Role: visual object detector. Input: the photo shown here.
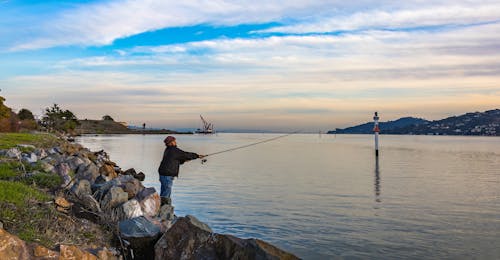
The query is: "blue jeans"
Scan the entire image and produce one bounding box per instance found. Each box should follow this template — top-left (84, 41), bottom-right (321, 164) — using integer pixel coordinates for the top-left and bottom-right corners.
top-left (159, 175), bottom-right (174, 198)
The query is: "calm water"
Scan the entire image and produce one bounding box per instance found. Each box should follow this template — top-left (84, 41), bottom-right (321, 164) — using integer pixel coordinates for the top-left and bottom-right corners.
top-left (76, 134), bottom-right (500, 259)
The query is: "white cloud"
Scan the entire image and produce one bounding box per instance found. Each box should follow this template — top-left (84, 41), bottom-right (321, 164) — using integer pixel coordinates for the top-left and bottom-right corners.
top-left (7, 0), bottom-right (500, 50)
top-left (259, 4), bottom-right (500, 33)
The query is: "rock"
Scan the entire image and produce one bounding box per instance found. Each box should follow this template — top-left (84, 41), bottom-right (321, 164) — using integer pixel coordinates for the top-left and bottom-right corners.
top-left (21, 152), bottom-right (38, 164)
top-left (0, 221), bottom-right (3, 229)
top-left (6, 148), bottom-right (21, 159)
top-left (198, 235), bottom-right (300, 260)
top-left (99, 164), bottom-right (117, 181)
top-left (80, 194), bottom-right (102, 213)
top-left (121, 168), bottom-right (145, 181)
top-left (100, 187), bottom-right (128, 211)
top-left (59, 245), bottom-right (97, 260)
top-left (76, 163), bottom-right (100, 184)
top-left (122, 168), bottom-right (136, 176)
top-left (120, 199), bottom-right (144, 219)
top-left (66, 156), bottom-right (86, 171)
top-left (119, 216), bottom-right (161, 260)
top-left (154, 216), bottom-right (299, 260)
top-left (71, 179), bottom-right (92, 200)
top-left (40, 161), bottom-right (56, 174)
top-left (17, 144), bottom-right (36, 150)
top-left (47, 147), bottom-right (62, 155)
top-left (95, 247), bottom-right (120, 260)
top-left (91, 175), bottom-right (107, 192)
top-left (55, 196), bottom-right (73, 213)
top-left (33, 245), bottom-right (59, 259)
top-left (159, 204), bottom-right (175, 221)
top-left (41, 153), bottom-right (63, 165)
top-left (154, 215), bottom-right (212, 260)
top-left (0, 228), bottom-right (30, 259)
top-left (34, 148), bottom-right (48, 160)
top-left (120, 177), bottom-right (144, 199)
top-left (55, 163), bottom-right (72, 188)
top-left (134, 172), bottom-right (146, 182)
top-left (93, 175), bottom-right (134, 201)
top-left (109, 199), bottom-right (143, 222)
top-left (137, 188), bottom-right (161, 218)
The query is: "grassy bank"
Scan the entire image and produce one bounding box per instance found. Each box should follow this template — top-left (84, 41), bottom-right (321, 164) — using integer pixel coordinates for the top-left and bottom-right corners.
top-left (0, 132), bottom-right (113, 248)
top-left (0, 132), bottom-right (61, 149)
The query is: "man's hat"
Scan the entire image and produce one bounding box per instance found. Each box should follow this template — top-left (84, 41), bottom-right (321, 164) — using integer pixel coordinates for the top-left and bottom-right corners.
top-left (164, 136), bottom-right (176, 144)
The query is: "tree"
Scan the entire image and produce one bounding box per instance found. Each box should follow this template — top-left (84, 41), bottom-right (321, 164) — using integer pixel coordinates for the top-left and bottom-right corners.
top-left (42, 104), bottom-right (79, 133)
top-left (102, 115), bottom-right (114, 121)
top-left (18, 108), bottom-right (35, 120)
top-left (0, 96), bottom-right (16, 132)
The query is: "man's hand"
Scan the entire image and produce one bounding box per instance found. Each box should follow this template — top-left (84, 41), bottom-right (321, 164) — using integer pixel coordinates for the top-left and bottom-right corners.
top-left (198, 154), bottom-right (206, 159)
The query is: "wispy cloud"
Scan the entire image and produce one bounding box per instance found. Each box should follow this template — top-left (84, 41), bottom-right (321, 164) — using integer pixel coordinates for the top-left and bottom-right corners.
top-left (258, 4), bottom-right (500, 34)
top-left (6, 1), bottom-right (499, 51)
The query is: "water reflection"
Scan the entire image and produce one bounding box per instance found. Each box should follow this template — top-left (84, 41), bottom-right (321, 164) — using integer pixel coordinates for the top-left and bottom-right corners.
top-left (374, 157), bottom-right (381, 203)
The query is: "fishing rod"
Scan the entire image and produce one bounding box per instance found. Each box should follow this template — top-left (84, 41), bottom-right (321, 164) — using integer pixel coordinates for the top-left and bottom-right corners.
top-left (201, 130), bottom-right (301, 163)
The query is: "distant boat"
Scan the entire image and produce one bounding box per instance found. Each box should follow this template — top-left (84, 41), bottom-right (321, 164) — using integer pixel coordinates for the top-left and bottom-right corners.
top-left (195, 115), bottom-right (215, 134)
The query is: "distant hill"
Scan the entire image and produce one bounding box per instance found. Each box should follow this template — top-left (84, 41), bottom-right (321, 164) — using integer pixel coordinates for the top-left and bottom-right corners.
top-left (76, 119), bottom-right (129, 134)
top-left (328, 117), bottom-right (429, 134)
top-left (328, 109), bottom-right (500, 136)
top-left (386, 109), bottom-right (500, 136)
top-left (76, 120), bottom-right (191, 134)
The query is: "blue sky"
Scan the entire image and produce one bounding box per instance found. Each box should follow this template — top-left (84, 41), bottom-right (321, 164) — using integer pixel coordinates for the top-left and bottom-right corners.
top-left (1, 0), bottom-right (499, 131)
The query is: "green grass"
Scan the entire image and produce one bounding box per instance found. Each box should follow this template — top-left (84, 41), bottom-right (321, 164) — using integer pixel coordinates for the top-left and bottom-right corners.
top-left (0, 180), bottom-right (50, 206)
top-left (0, 162), bottom-right (21, 179)
top-left (22, 173), bottom-right (62, 190)
top-left (0, 133), bottom-right (60, 149)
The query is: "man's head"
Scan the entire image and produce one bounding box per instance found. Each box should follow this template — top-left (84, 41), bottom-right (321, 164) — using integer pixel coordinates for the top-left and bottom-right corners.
top-left (164, 136), bottom-right (176, 146)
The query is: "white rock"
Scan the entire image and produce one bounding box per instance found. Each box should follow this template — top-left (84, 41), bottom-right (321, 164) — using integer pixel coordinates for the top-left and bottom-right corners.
top-left (21, 153), bottom-right (37, 164)
top-left (6, 148), bottom-right (21, 159)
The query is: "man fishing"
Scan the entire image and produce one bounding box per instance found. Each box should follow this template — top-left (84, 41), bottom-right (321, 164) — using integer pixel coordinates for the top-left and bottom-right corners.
top-left (158, 136), bottom-right (205, 205)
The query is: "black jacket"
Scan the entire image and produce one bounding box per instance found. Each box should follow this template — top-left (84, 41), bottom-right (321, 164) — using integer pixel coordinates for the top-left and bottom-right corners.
top-left (158, 146), bottom-right (199, 177)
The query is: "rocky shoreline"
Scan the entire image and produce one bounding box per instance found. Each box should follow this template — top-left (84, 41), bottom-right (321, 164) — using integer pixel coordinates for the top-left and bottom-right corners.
top-left (0, 135), bottom-right (299, 259)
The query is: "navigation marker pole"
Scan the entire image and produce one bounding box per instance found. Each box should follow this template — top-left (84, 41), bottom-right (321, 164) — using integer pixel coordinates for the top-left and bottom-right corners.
top-left (373, 112), bottom-right (380, 157)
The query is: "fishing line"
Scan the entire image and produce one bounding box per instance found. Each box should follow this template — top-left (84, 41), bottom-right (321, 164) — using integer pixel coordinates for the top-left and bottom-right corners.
top-left (201, 130), bottom-right (301, 163)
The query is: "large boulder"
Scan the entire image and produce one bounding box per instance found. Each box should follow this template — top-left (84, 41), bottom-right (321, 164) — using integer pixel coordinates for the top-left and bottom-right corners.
top-left (154, 215), bottom-right (213, 260)
top-left (119, 216), bottom-right (161, 260)
top-left (100, 187), bottom-right (128, 211)
top-left (137, 188), bottom-right (161, 218)
top-left (59, 245), bottom-right (97, 260)
top-left (76, 163), bottom-right (100, 184)
top-left (154, 216), bottom-right (299, 260)
top-left (197, 235), bottom-right (300, 260)
top-left (0, 228), bottom-right (30, 259)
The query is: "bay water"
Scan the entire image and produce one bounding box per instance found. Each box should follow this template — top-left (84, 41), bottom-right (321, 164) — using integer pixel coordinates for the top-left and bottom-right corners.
top-left (76, 134), bottom-right (500, 259)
